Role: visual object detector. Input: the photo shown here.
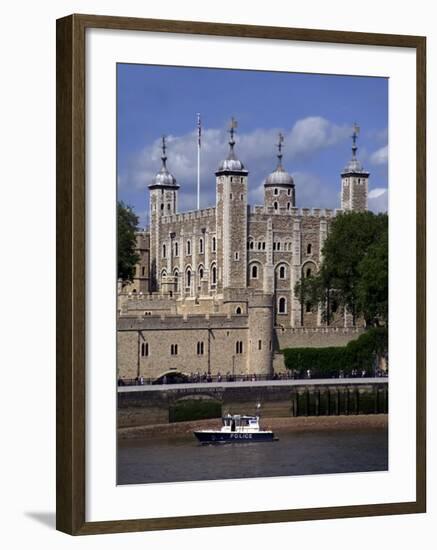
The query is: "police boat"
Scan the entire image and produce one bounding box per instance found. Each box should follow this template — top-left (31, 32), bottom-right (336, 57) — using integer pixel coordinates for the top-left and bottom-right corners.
top-left (193, 407), bottom-right (278, 444)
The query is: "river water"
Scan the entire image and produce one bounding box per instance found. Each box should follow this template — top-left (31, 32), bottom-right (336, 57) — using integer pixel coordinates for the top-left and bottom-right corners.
top-left (117, 427), bottom-right (388, 485)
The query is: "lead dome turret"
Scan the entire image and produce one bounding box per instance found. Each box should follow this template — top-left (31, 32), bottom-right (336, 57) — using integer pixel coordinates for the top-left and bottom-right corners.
top-left (149, 136), bottom-right (179, 190)
top-left (264, 132), bottom-right (294, 189)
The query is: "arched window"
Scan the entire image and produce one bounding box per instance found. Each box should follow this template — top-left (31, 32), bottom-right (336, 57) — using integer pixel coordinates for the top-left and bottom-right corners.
top-left (249, 240), bottom-right (254, 250)
top-left (287, 188), bottom-right (291, 196)
top-left (274, 188), bottom-right (279, 195)
top-left (251, 264), bottom-right (258, 279)
top-left (162, 244), bottom-right (166, 258)
top-left (235, 306), bottom-right (242, 315)
top-left (279, 265), bottom-right (286, 279)
top-left (307, 243), bottom-right (312, 255)
top-left (186, 269), bottom-right (191, 288)
top-left (160, 203), bottom-right (164, 211)
top-left (199, 266), bottom-right (204, 280)
top-left (212, 237), bottom-right (216, 252)
top-left (211, 264), bottom-right (217, 285)
top-left (274, 202), bottom-right (278, 210)
top-left (278, 297), bottom-right (287, 314)
top-left (186, 240), bottom-right (191, 255)
top-left (199, 238), bottom-right (204, 254)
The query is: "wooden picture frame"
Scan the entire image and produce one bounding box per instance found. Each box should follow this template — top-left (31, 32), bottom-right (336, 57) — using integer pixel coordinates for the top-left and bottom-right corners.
top-left (56, 13), bottom-right (426, 535)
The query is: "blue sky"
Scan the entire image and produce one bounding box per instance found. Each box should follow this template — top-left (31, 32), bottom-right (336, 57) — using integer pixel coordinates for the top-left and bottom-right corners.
top-left (117, 64), bottom-right (388, 228)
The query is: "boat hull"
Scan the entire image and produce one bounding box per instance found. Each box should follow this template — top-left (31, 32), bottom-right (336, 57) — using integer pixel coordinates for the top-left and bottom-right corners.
top-left (194, 430), bottom-right (276, 444)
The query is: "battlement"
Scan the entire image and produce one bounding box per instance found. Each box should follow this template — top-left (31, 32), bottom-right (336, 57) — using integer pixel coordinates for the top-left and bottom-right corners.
top-left (161, 207), bottom-right (216, 224)
top-left (118, 312), bottom-right (249, 331)
top-left (249, 206), bottom-right (342, 220)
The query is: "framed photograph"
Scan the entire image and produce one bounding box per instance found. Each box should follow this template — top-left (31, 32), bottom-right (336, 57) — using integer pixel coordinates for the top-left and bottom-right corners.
top-left (56, 14), bottom-right (426, 535)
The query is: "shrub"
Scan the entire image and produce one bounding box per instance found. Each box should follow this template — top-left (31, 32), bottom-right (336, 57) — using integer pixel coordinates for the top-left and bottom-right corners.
top-left (282, 328), bottom-right (387, 378)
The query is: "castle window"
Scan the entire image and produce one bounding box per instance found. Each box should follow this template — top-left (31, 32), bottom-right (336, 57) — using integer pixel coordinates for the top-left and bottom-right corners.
top-left (199, 267), bottom-right (204, 280)
top-left (274, 188), bottom-right (279, 195)
top-left (258, 340), bottom-right (262, 350)
top-left (199, 238), bottom-right (204, 254)
top-left (278, 297), bottom-right (287, 314)
top-left (306, 267), bottom-right (312, 278)
top-left (236, 341), bottom-right (243, 354)
top-left (332, 300), bottom-right (338, 313)
top-left (287, 189), bottom-right (291, 196)
top-left (305, 302), bottom-right (312, 313)
top-left (141, 342), bottom-right (149, 357)
top-left (235, 306), bottom-right (242, 315)
top-left (274, 202), bottom-right (278, 210)
top-left (167, 203), bottom-right (171, 210)
top-left (186, 240), bottom-right (191, 255)
top-left (240, 194), bottom-right (244, 200)
top-left (251, 264), bottom-right (258, 279)
top-left (141, 266), bottom-right (145, 276)
top-left (161, 203), bottom-right (164, 211)
top-left (211, 265), bottom-right (217, 285)
top-left (186, 269), bottom-right (191, 288)
top-left (273, 242), bottom-right (276, 251)
top-left (234, 252), bottom-right (239, 261)
top-left (279, 265), bottom-right (286, 279)
top-left (249, 240), bottom-right (254, 250)
top-left (258, 242), bottom-right (262, 250)
top-left (269, 340), bottom-right (272, 351)
top-left (162, 244), bottom-right (166, 258)
top-left (287, 202), bottom-right (291, 210)
top-left (307, 243), bottom-right (312, 255)
top-left (212, 237), bottom-right (216, 252)
top-left (174, 242), bottom-right (178, 257)
top-left (197, 342), bottom-right (204, 355)
top-left (277, 242), bottom-right (281, 251)
top-left (262, 242), bottom-right (266, 250)
top-left (170, 344), bottom-right (178, 356)
top-left (230, 193), bottom-right (233, 199)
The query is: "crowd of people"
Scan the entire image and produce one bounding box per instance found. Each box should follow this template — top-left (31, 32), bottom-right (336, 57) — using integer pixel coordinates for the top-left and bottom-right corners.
top-left (117, 366), bottom-right (387, 387)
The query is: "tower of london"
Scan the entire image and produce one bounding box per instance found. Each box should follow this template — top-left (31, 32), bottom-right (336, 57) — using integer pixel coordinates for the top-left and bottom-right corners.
top-left (117, 122), bottom-right (369, 380)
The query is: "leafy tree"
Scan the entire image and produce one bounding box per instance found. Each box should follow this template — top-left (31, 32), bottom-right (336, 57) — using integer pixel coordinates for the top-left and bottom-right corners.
top-left (295, 211), bottom-right (388, 326)
top-left (117, 201), bottom-right (139, 283)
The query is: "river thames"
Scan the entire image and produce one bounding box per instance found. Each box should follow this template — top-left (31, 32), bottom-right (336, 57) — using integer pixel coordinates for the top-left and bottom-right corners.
top-left (117, 424), bottom-right (388, 485)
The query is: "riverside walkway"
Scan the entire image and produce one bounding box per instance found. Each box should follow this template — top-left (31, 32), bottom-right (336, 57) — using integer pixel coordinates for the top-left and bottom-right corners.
top-left (118, 377), bottom-right (388, 393)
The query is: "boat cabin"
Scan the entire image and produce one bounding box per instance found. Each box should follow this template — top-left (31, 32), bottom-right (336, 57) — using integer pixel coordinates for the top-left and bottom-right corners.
top-left (221, 414), bottom-right (260, 433)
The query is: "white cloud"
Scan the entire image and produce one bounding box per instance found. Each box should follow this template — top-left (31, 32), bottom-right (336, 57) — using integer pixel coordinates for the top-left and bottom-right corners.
top-left (368, 188), bottom-right (388, 213)
top-left (370, 145), bottom-right (388, 165)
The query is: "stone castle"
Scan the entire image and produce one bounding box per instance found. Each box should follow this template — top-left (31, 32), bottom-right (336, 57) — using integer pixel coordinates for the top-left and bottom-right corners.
top-left (117, 122), bottom-right (369, 380)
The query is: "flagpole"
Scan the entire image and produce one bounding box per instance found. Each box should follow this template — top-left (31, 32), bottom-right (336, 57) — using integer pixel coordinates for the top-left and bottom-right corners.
top-left (197, 113), bottom-right (201, 210)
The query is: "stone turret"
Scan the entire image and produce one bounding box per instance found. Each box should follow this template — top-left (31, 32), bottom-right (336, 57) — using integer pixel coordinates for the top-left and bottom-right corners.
top-left (215, 118), bottom-right (248, 290)
top-left (341, 123), bottom-right (369, 212)
top-left (148, 136), bottom-right (179, 291)
top-left (264, 133), bottom-right (295, 213)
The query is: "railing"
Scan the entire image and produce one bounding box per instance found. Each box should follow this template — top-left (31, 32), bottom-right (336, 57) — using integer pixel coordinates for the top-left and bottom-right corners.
top-left (117, 369), bottom-right (388, 387)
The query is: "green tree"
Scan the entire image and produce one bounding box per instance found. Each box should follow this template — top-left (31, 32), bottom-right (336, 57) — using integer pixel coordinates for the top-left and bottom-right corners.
top-left (117, 201), bottom-right (139, 283)
top-left (295, 211), bottom-right (388, 326)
